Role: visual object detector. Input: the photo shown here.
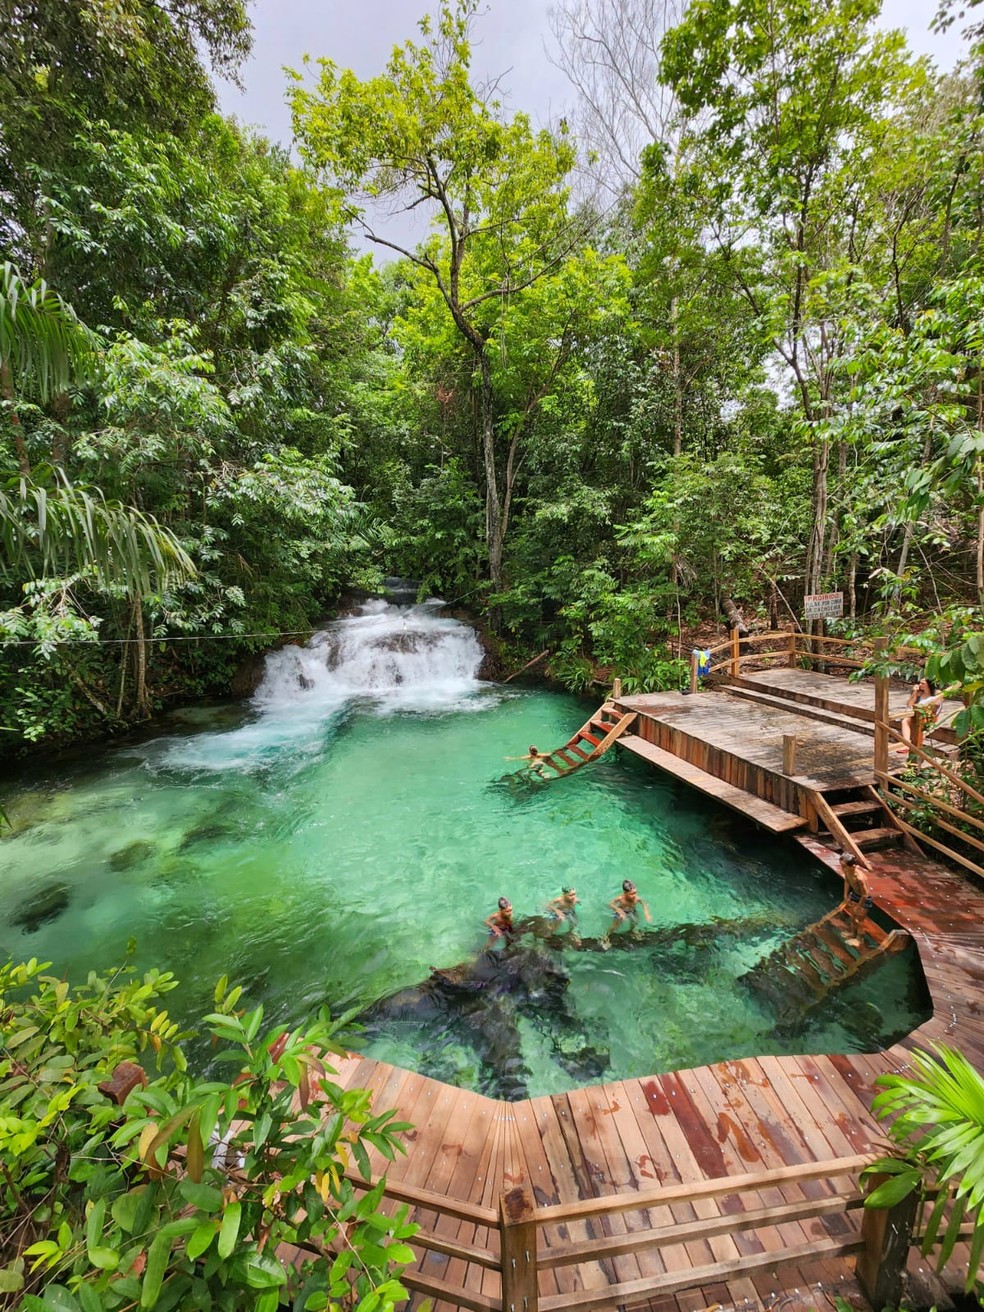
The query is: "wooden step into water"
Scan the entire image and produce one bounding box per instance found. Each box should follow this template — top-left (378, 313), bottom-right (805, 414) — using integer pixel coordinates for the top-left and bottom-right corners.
top-left (740, 904), bottom-right (909, 1028)
top-left (511, 701), bottom-right (638, 781)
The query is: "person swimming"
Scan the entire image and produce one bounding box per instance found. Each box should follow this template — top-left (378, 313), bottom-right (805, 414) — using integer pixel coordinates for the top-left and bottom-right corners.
top-left (607, 879), bottom-right (652, 934)
top-left (485, 896), bottom-right (516, 940)
top-left (545, 886), bottom-right (579, 924)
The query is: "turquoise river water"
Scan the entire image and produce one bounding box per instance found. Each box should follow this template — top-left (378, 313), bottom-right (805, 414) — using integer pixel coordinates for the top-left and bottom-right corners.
top-left (0, 602), bottom-right (928, 1098)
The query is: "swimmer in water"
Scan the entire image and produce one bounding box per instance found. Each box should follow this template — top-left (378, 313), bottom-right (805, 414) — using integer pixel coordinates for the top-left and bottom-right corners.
top-left (546, 886), bottom-right (579, 924)
top-left (607, 879), bottom-right (652, 937)
top-left (485, 896), bottom-right (516, 940)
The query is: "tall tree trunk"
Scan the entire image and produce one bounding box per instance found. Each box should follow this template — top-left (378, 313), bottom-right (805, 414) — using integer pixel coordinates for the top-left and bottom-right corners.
top-left (804, 434), bottom-right (830, 598)
top-left (670, 296), bottom-right (683, 597)
top-left (671, 296), bottom-right (682, 459)
top-left (977, 457), bottom-right (984, 609)
top-left (476, 345), bottom-right (504, 598)
top-left (131, 597), bottom-right (150, 719)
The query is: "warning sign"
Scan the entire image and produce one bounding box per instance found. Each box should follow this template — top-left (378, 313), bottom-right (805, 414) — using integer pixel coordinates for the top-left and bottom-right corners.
top-left (804, 591), bottom-right (844, 620)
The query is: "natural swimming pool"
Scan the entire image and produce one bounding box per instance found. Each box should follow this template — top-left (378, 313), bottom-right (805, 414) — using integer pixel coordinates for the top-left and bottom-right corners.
top-left (0, 602), bottom-right (929, 1098)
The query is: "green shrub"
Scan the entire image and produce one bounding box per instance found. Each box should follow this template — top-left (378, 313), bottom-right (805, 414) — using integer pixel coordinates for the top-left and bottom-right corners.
top-left (0, 957), bottom-right (414, 1311)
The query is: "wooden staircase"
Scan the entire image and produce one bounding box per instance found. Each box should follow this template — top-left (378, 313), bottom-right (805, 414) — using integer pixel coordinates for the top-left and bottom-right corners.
top-left (813, 784), bottom-right (911, 867)
top-left (526, 702), bottom-right (637, 780)
top-left (741, 904), bottom-right (910, 1028)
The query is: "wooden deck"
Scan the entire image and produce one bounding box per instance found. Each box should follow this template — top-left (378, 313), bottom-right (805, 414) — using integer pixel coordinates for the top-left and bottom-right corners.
top-left (323, 670), bottom-right (984, 1312)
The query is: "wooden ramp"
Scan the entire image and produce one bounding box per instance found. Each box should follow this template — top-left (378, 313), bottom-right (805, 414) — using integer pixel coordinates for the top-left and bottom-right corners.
top-left (740, 905), bottom-right (909, 1028)
top-left (523, 701), bottom-right (636, 780)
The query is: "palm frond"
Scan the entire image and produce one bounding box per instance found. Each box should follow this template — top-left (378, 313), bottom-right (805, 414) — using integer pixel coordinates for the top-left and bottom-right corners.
top-left (871, 1043), bottom-right (984, 1289)
top-left (0, 261), bottom-right (99, 399)
top-left (0, 474), bottom-right (196, 593)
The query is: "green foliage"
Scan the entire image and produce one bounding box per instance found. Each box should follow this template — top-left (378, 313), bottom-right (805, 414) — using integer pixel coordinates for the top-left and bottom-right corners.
top-left (0, 473), bottom-right (195, 595)
top-left (865, 1044), bottom-right (984, 1290)
top-left (0, 957), bottom-right (414, 1311)
top-left (0, 263), bottom-right (98, 401)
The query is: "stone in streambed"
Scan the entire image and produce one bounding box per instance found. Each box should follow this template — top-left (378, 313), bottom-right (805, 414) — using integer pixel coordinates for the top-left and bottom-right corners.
top-left (12, 882), bottom-right (71, 933)
top-left (109, 840), bottom-right (157, 871)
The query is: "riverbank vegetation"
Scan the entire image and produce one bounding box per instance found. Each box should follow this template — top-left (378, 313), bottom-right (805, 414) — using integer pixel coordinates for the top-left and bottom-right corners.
top-left (0, 955), bottom-right (414, 1309)
top-left (2, 0), bottom-right (984, 753)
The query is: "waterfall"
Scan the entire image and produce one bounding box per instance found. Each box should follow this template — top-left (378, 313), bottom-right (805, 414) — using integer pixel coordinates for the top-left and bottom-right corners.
top-left (254, 600), bottom-right (486, 714)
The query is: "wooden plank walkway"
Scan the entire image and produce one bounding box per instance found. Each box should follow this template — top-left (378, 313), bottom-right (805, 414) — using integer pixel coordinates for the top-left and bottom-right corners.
top-left (617, 733), bottom-right (807, 834)
top-left (322, 673), bottom-right (984, 1312)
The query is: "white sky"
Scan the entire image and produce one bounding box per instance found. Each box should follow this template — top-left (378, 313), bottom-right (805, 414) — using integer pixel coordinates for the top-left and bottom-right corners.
top-left (219, 0), bottom-right (965, 147)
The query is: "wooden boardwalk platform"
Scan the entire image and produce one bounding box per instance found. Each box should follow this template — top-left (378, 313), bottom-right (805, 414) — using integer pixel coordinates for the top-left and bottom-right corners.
top-left (323, 669), bottom-right (983, 1312)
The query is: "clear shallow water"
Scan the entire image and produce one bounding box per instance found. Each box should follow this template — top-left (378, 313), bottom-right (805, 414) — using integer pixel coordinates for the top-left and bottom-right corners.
top-left (0, 603), bottom-right (928, 1098)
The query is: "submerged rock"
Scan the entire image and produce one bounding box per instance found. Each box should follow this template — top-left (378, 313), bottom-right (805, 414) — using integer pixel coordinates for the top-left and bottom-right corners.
top-left (109, 840), bottom-right (156, 871)
top-left (179, 821), bottom-right (233, 851)
top-left (360, 942), bottom-right (603, 1101)
top-left (12, 882), bottom-right (70, 933)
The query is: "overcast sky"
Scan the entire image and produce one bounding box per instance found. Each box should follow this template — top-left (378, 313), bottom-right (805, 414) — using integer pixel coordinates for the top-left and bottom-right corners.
top-left (219, 0), bottom-right (965, 146)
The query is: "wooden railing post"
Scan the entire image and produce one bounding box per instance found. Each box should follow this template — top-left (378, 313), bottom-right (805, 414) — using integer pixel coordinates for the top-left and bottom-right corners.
top-left (690, 650), bottom-right (699, 694)
top-left (873, 636), bottom-right (889, 778)
top-left (782, 734), bottom-right (797, 775)
top-left (499, 1187), bottom-right (538, 1312)
top-left (787, 631), bottom-right (797, 668)
top-left (612, 676), bottom-right (621, 700)
top-left (730, 627), bottom-right (740, 677)
top-left (856, 1175), bottom-right (918, 1309)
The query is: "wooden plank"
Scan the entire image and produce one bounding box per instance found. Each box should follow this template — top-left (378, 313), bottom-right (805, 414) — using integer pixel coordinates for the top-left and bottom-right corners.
top-left (537, 1235), bottom-right (865, 1312)
top-left (538, 1193), bottom-right (860, 1268)
top-left (617, 1080), bottom-right (724, 1273)
top-left (618, 734), bottom-right (807, 833)
top-left (565, 1084), bottom-right (653, 1287)
top-left (813, 793), bottom-right (871, 869)
top-left (534, 1155), bottom-right (871, 1223)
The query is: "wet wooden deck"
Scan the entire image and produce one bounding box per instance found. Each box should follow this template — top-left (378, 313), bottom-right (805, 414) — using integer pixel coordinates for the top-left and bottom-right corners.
top-left (324, 672), bottom-right (983, 1312)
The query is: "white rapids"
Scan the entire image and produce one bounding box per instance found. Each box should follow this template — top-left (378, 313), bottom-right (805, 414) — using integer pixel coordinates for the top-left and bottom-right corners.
top-left (254, 599), bottom-right (486, 714)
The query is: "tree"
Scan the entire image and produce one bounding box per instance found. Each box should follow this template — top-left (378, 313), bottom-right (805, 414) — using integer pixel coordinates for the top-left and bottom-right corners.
top-left (0, 0), bottom-right (252, 265)
top-left (548, 0), bottom-right (685, 196)
top-left (660, 0), bottom-right (920, 606)
top-left (290, 0), bottom-right (621, 599)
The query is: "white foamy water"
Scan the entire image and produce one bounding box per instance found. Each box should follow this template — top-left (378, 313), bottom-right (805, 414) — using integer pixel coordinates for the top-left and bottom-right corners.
top-left (152, 600), bottom-right (488, 774)
top-left (254, 599), bottom-right (486, 714)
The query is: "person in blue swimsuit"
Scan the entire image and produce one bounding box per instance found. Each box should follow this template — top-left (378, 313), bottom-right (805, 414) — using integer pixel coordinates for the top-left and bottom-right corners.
top-left (545, 886), bottom-right (579, 926)
top-left (607, 879), bottom-right (651, 935)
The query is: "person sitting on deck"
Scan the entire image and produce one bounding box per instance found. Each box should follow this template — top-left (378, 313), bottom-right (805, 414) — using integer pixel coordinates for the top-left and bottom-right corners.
top-left (485, 896), bottom-right (517, 941)
top-left (897, 677), bottom-right (945, 755)
top-left (838, 852), bottom-right (873, 948)
top-left (607, 879), bottom-right (652, 935)
top-left (546, 886), bottom-right (579, 926)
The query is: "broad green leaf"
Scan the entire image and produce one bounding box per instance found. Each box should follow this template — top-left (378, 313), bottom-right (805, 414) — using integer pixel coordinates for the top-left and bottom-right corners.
top-left (217, 1201), bottom-right (241, 1260)
top-left (140, 1233), bottom-right (172, 1309)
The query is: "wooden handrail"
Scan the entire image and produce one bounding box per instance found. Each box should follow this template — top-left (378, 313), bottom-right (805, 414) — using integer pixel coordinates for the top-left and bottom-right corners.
top-left (877, 771), bottom-right (984, 836)
top-left (533, 1152), bottom-right (871, 1224)
top-left (343, 1169), bottom-right (498, 1226)
top-left (336, 1151), bottom-right (895, 1312)
top-left (537, 1192), bottom-right (861, 1269)
top-left (537, 1235), bottom-right (866, 1312)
